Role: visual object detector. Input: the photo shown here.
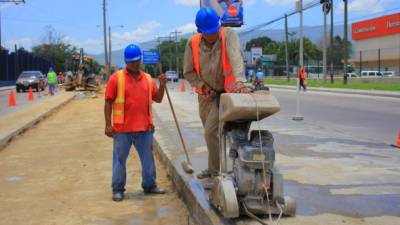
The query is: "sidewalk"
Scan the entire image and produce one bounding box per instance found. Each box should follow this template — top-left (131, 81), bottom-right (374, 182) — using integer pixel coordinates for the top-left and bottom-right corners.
top-left (267, 84), bottom-right (400, 98)
top-left (0, 85), bottom-right (15, 92)
top-left (152, 86), bottom-right (400, 225)
top-left (0, 92), bottom-right (76, 150)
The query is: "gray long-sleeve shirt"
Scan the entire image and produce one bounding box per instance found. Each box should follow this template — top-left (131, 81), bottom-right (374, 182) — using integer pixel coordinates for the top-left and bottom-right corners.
top-left (183, 27), bottom-right (245, 92)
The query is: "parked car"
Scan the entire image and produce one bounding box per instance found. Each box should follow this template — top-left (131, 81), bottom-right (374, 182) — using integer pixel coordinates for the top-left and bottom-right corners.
top-left (361, 71), bottom-right (382, 77)
top-left (381, 71), bottom-right (395, 77)
top-left (165, 70), bottom-right (179, 82)
top-left (16, 71), bottom-right (46, 92)
top-left (346, 72), bottom-right (358, 78)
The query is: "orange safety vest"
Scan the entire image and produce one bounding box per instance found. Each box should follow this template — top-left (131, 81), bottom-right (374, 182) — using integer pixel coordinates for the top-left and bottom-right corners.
top-left (112, 70), bottom-right (154, 128)
top-left (191, 27), bottom-right (241, 94)
top-left (299, 67), bottom-right (306, 80)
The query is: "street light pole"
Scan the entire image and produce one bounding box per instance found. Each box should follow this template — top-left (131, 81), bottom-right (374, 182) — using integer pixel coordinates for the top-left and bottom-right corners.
top-left (323, 2), bottom-right (328, 83)
top-left (293, 0), bottom-right (304, 121)
top-left (284, 14), bottom-right (290, 82)
top-left (330, 0), bottom-right (334, 84)
top-left (171, 30), bottom-right (182, 77)
top-left (102, 0), bottom-right (109, 77)
top-left (343, 0), bottom-right (348, 84)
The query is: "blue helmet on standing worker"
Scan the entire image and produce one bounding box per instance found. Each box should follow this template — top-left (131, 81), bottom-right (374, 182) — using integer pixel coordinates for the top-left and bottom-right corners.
top-left (195, 7), bottom-right (221, 35)
top-left (124, 44), bottom-right (142, 62)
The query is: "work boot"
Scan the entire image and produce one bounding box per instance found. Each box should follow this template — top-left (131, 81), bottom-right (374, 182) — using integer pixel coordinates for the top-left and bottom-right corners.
top-left (196, 169), bottom-right (211, 179)
top-left (112, 192), bottom-right (124, 202)
top-left (144, 187), bottom-right (166, 195)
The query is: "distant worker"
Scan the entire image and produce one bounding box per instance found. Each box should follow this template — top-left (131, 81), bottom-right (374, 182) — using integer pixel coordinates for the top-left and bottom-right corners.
top-left (299, 67), bottom-right (307, 91)
top-left (254, 67), bottom-right (265, 88)
top-left (77, 64), bottom-right (86, 89)
top-left (183, 7), bottom-right (250, 186)
top-left (47, 67), bottom-right (57, 96)
top-left (57, 72), bottom-right (64, 84)
top-left (104, 44), bottom-right (167, 202)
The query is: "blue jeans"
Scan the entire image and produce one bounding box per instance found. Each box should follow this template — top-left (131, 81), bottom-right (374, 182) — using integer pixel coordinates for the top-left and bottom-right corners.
top-left (112, 131), bottom-right (157, 193)
top-left (49, 84), bottom-right (56, 95)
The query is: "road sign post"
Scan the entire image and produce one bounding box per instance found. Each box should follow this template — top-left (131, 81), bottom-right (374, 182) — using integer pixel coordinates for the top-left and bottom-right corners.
top-left (142, 51), bottom-right (161, 65)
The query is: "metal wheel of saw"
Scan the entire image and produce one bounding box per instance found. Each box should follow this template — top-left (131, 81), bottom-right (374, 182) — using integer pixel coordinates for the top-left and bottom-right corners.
top-left (214, 178), bottom-right (240, 218)
top-left (283, 196), bottom-right (296, 216)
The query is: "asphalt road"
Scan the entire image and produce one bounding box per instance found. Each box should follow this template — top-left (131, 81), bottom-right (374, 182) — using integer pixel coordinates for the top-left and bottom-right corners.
top-left (269, 88), bottom-right (400, 146)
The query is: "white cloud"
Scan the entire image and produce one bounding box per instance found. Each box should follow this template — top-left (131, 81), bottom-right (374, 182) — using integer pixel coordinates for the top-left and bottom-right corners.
top-left (264, 0), bottom-right (297, 6)
top-left (172, 23), bottom-right (197, 34)
top-left (338, 0), bottom-right (390, 14)
top-left (111, 20), bottom-right (161, 44)
top-left (175, 0), bottom-right (198, 6)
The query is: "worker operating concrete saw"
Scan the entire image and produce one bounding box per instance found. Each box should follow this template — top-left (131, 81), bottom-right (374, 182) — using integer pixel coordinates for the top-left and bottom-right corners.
top-left (184, 7), bottom-right (295, 223)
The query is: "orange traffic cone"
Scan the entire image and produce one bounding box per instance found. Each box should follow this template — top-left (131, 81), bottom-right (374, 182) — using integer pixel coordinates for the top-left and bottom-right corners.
top-left (180, 80), bottom-right (186, 92)
top-left (28, 87), bottom-right (34, 101)
top-left (8, 89), bottom-right (16, 107)
top-left (392, 130), bottom-right (400, 148)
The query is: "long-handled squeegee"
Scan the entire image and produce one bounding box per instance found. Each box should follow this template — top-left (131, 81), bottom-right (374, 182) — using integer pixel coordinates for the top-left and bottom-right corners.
top-left (158, 64), bottom-right (194, 174)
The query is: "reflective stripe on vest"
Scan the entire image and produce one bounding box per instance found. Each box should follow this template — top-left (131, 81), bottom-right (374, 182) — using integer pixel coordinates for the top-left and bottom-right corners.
top-left (112, 70), bottom-right (154, 128)
top-left (191, 27), bottom-right (241, 94)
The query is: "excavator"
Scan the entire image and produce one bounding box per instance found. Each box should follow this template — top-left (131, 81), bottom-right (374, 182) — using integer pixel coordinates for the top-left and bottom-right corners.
top-left (63, 48), bottom-right (100, 92)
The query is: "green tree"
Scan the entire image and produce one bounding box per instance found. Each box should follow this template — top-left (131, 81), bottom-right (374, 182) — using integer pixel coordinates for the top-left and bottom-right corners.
top-left (156, 39), bottom-right (188, 77)
top-left (245, 37), bottom-right (274, 51)
top-left (32, 26), bottom-right (79, 73)
top-left (328, 35), bottom-right (352, 67)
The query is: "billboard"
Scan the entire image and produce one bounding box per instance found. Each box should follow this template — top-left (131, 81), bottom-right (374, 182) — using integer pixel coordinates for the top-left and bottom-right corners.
top-left (352, 13), bottom-right (400, 40)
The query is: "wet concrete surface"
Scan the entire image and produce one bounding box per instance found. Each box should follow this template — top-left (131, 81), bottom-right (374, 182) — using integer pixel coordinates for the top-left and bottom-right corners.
top-left (153, 82), bottom-right (400, 224)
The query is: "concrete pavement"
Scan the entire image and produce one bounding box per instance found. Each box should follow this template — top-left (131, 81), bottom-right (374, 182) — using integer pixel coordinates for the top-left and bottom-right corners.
top-left (0, 91), bottom-right (76, 150)
top-left (152, 82), bottom-right (400, 225)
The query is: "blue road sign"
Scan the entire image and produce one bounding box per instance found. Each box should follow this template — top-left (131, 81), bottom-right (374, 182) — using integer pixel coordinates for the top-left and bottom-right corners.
top-left (142, 51), bottom-right (160, 65)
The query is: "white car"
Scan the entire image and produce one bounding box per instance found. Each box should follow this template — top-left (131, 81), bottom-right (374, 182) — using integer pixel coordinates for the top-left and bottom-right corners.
top-left (361, 71), bottom-right (382, 77)
top-left (165, 70), bottom-right (179, 82)
top-left (381, 71), bottom-right (395, 77)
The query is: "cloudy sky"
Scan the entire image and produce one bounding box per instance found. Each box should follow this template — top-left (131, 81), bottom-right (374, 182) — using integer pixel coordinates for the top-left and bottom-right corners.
top-left (1, 0), bottom-right (399, 54)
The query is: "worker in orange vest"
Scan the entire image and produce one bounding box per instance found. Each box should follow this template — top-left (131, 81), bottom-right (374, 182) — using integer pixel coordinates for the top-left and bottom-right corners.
top-left (299, 67), bottom-right (307, 91)
top-left (104, 44), bottom-right (167, 201)
top-left (183, 7), bottom-right (251, 186)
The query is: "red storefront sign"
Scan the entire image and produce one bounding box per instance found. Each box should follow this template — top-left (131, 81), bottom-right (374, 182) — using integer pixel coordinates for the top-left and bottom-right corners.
top-left (352, 13), bottom-right (400, 40)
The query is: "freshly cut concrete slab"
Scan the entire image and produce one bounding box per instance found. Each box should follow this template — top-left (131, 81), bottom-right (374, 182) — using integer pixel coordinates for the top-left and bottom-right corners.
top-left (0, 92), bottom-right (76, 150)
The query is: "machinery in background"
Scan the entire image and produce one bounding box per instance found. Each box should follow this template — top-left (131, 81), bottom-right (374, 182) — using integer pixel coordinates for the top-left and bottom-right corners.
top-left (63, 48), bottom-right (100, 92)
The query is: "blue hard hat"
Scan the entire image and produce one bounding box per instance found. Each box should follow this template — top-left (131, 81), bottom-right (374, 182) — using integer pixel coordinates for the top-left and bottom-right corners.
top-left (195, 7), bottom-right (221, 35)
top-left (49, 67), bottom-right (53, 71)
top-left (124, 44), bottom-right (142, 62)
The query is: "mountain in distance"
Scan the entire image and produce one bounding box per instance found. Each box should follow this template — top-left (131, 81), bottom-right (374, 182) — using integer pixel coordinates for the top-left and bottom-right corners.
top-left (91, 24), bottom-right (352, 67)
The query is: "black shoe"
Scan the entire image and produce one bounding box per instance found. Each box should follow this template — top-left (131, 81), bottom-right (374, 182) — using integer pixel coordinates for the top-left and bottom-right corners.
top-left (196, 169), bottom-right (211, 179)
top-left (112, 192), bottom-right (124, 202)
top-left (144, 187), bottom-right (166, 194)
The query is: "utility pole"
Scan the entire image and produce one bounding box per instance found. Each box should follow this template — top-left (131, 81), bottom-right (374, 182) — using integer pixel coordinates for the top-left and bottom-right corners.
top-left (293, 0), bottom-right (303, 121)
top-left (108, 26), bottom-right (111, 72)
top-left (102, 0), bottom-right (109, 77)
top-left (343, 0), bottom-right (348, 84)
top-left (284, 14), bottom-right (290, 82)
top-left (171, 30), bottom-right (182, 77)
top-left (322, 1), bottom-right (329, 83)
top-left (330, 0), bottom-right (334, 84)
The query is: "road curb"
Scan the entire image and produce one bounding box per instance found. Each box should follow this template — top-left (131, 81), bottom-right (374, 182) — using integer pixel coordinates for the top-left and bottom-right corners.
top-left (152, 118), bottom-right (226, 225)
top-left (268, 84), bottom-right (400, 98)
top-left (0, 93), bottom-right (76, 151)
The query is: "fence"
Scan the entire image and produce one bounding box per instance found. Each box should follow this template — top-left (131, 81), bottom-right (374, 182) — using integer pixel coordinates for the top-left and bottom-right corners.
top-left (0, 48), bottom-right (52, 87)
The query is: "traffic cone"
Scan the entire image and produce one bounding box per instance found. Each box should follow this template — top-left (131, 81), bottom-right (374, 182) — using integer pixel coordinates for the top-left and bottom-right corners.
top-left (392, 130), bottom-right (400, 148)
top-left (180, 80), bottom-right (186, 92)
top-left (28, 87), bottom-right (34, 101)
top-left (8, 89), bottom-right (16, 107)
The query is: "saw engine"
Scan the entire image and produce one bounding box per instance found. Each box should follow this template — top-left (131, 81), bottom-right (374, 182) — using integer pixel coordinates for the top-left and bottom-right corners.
top-left (210, 92), bottom-right (296, 221)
